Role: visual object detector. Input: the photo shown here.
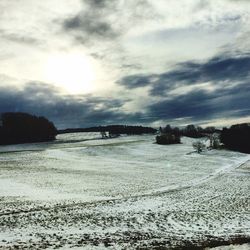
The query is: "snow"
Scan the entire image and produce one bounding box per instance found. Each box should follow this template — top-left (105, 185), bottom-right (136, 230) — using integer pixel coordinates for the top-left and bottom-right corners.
top-left (0, 133), bottom-right (249, 249)
top-left (207, 243), bottom-right (250, 249)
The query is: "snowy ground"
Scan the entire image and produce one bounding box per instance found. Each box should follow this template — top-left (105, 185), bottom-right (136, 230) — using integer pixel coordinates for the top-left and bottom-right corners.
top-left (0, 133), bottom-right (249, 249)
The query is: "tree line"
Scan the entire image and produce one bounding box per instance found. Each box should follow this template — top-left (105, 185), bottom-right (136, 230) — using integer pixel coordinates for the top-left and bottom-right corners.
top-left (59, 125), bottom-right (157, 135)
top-left (0, 112), bottom-right (249, 154)
top-left (157, 123), bottom-right (250, 154)
top-left (158, 124), bottom-right (218, 138)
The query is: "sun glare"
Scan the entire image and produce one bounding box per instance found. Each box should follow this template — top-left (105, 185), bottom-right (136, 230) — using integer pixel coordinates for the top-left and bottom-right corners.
top-left (45, 53), bottom-right (95, 94)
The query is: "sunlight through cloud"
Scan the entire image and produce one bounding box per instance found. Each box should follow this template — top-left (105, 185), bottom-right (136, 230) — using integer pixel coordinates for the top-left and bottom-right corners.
top-left (44, 53), bottom-right (95, 94)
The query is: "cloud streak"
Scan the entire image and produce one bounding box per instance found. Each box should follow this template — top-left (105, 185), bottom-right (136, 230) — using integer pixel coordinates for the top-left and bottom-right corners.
top-left (146, 85), bottom-right (250, 122)
top-left (118, 54), bottom-right (250, 95)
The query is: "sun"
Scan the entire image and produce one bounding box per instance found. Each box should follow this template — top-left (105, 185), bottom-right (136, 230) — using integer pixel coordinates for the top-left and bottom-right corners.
top-left (44, 53), bottom-right (95, 94)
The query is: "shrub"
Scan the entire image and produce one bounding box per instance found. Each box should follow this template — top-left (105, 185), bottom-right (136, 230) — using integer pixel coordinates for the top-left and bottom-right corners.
top-left (192, 141), bottom-right (206, 153)
top-left (156, 133), bottom-right (181, 145)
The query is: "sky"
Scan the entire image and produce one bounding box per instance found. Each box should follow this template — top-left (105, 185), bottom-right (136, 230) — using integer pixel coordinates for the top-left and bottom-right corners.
top-left (0, 0), bottom-right (250, 129)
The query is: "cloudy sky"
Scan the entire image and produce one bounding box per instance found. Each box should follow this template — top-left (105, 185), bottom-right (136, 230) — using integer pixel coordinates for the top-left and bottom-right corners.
top-left (1, 0), bottom-right (250, 129)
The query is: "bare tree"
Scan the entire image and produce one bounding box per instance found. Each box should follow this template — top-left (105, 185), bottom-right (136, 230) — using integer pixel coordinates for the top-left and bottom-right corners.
top-left (193, 141), bottom-right (206, 153)
top-left (100, 131), bottom-right (108, 139)
top-left (209, 133), bottom-right (220, 149)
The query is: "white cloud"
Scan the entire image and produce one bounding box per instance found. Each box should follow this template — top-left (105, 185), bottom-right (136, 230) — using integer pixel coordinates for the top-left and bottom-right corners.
top-left (0, 0), bottom-right (250, 126)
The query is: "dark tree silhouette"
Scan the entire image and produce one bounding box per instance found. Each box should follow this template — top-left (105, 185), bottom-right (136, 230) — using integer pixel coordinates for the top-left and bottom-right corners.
top-left (156, 124), bottom-right (181, 145)
top-left (58, 125), bottom-right (156, 135)
top-left (183, 124), bottom-right (203, 138)
top-left (0, 112), bottom-right (57, 145)
top-left (156, 133), bottom-right (181, 145)
top-left (220, 123), bottom-right (250, 153)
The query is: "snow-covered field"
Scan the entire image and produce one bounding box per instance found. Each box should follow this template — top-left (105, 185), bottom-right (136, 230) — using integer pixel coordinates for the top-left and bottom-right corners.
top-left (0, 133), bottom-right (249, 249)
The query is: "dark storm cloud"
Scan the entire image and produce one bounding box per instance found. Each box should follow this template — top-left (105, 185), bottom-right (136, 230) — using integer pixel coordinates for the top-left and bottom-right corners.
top-left (63, 0), bottom-right (117, 42)
top-left (117, 53), bottom-right (250, 122)
top-left (146, 82), bottom-right (250, 121)
top-left (1, 78), bottom-right (249, 128)
top-left (0, 82), bottom-right (141, 129)
top-left (118, 55), bottom-right (250, 96)
top-left (64, 10), bottom-right (118, 40)
top-left (62, 0), bottom-right (156, 43)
